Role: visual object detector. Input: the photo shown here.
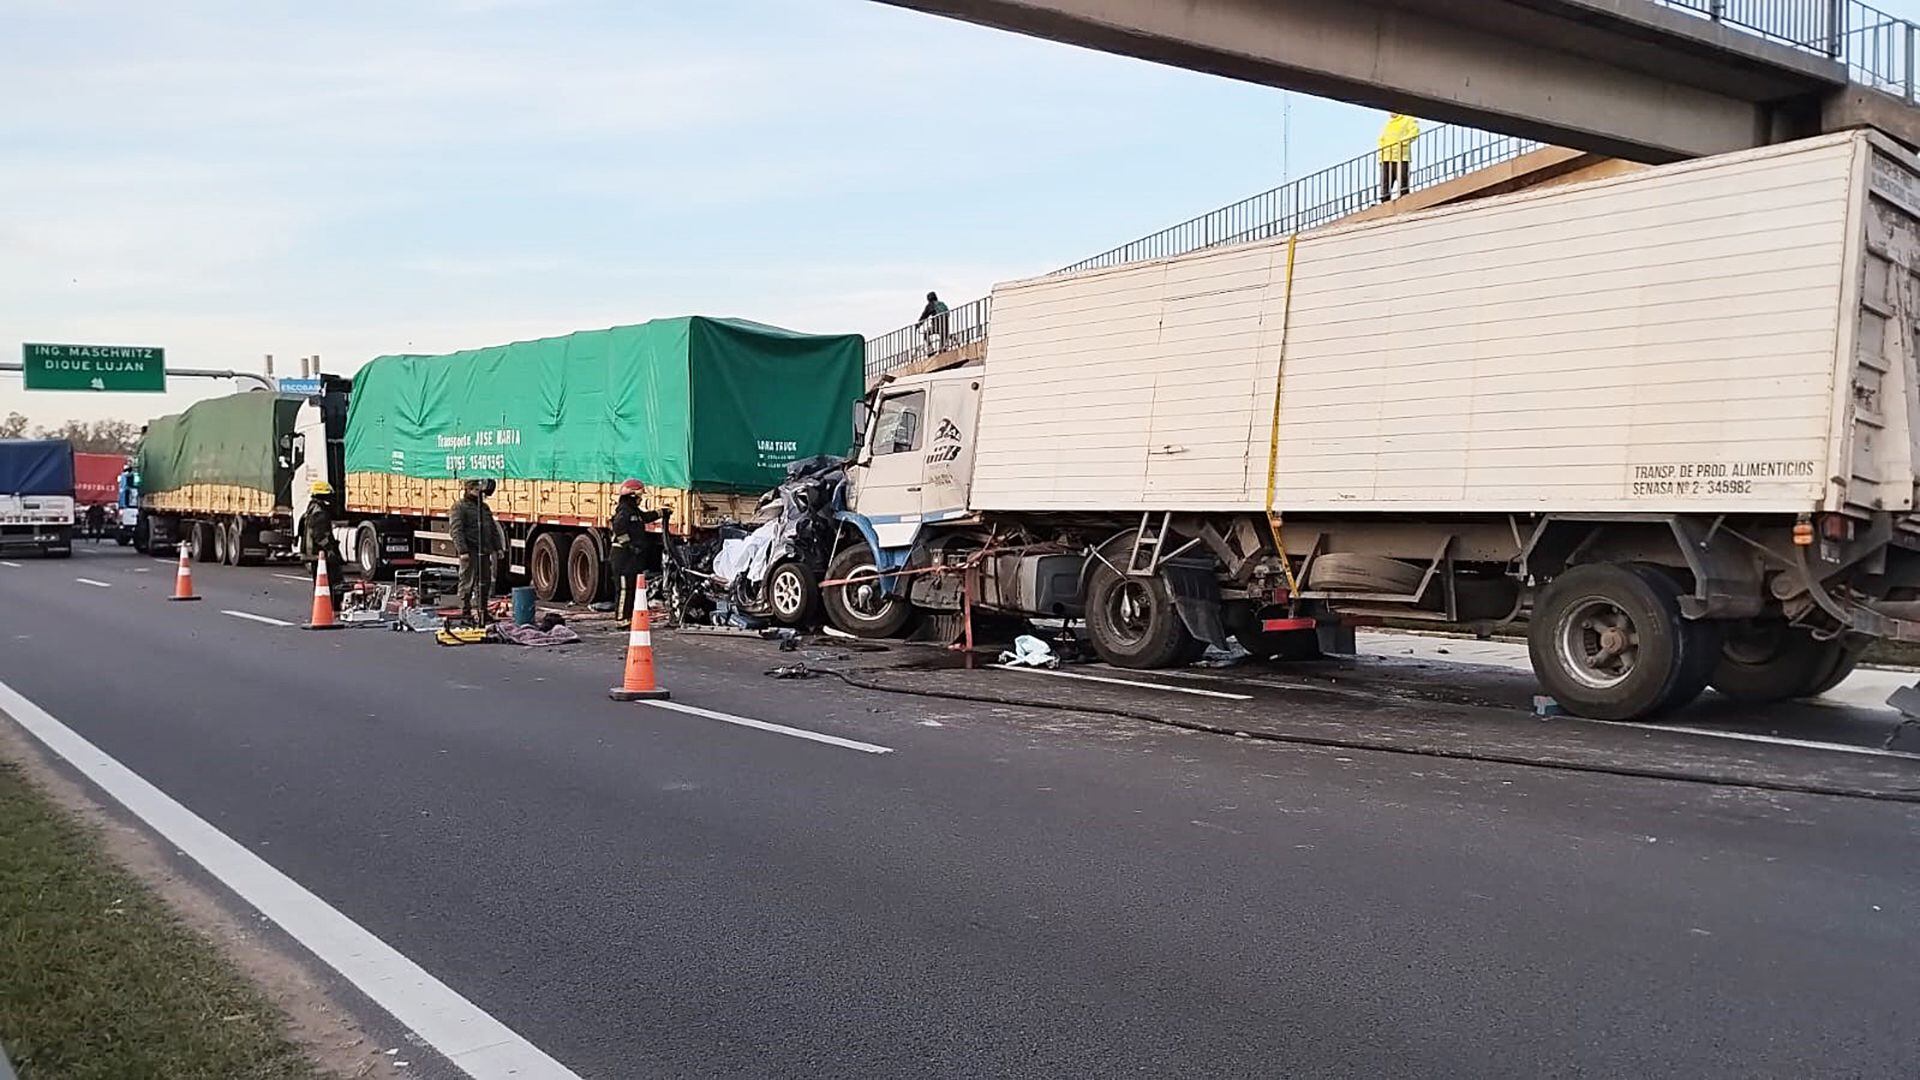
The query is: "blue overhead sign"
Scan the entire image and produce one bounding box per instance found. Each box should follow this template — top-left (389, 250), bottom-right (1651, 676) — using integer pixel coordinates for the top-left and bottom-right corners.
top-left (276, 377), bottom-right (323, 396)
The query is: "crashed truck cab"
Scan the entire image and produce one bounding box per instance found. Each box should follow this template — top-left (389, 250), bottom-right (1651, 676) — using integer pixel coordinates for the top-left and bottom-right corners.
top-left (832, 368), bottom-right (1088, 637)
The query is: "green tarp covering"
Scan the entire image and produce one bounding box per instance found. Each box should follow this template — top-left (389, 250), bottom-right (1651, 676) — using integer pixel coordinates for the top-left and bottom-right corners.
top-left (343, 317), bottom-right (864, 493)
top-left (137, 392), bottom-right (304, 499)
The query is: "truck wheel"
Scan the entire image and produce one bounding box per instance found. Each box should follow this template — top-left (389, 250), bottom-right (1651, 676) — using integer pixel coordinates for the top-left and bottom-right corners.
top-left (1628, 564), bottom-right (1718, 712)
top-left (1801, 638), bottom-right (1866, 698)
top-left (221, 519), bottom-right (242, 565)
top-left (1085, 560), bottom-right (1196, 669)
top-left (567, 533), bottom-right (603, 604)
top-left (767, 559), bottom-right (820, 627)
top-left (1528, 563), bottom-right (1689, 720)
top-left (353, 524), bottom-right (382, 579)
top-left (1709, 622), bottom-right (1838, 703)
top-left (530, 533), bottom-right (567, 602)
top-left (190, 523), bottom-right (214, 563)
top-left (823, 544), bottom-right (914, 638)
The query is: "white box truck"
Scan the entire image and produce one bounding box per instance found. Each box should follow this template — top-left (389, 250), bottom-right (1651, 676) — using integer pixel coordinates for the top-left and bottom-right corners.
top-left (824, 129), bottom-right (1920, 720)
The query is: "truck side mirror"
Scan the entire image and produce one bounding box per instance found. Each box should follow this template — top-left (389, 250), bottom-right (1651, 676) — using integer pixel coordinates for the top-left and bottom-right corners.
top-left (850, 400), bottom-right (872, 453)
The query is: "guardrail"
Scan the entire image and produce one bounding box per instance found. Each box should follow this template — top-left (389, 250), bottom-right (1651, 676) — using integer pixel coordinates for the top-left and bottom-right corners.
top-left (864, 124), bottom-right (1540, 377)
top-left (1654, 0), bottom-right (1920, 99)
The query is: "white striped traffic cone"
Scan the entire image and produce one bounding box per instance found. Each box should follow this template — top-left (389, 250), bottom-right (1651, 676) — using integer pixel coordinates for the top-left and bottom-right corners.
top-left (167, 543), bottom-right (201, 602)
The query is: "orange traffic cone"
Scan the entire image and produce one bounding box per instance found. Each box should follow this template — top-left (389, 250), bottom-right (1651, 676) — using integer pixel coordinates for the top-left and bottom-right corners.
top-left (303, 559), bottom-right (341, 630)
top-left (609, 575), bottom-right (669, 701)
top-left (167, 544), bottom-right (201, 602)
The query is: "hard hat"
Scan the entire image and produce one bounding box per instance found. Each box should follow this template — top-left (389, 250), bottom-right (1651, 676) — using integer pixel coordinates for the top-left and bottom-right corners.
top-left (310, 480), bottom-right (333, 495)
top-left (619, 478), bottom-right (645, 494)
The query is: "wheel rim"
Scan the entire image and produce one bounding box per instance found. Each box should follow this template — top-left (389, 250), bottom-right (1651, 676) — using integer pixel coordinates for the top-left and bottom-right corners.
top-left (840, 563), bottom-right (892, 623)
top-left (771, 568), bottom-right (803, 616)
top-left (531, 539), bottom-right (558, 595)
top-left (359, 533), bottom-right (378, 575)
top-left (1103, 579), bottom-right (1154, 647)
top-left (1555, 594), bottom-right (1641, 690)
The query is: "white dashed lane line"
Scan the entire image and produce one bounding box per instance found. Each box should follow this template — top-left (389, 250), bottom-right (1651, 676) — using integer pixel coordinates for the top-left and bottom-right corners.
top-left (74, 578), bottom-right (112, 588)
top-left (222, 610), bottom-right (295, 628)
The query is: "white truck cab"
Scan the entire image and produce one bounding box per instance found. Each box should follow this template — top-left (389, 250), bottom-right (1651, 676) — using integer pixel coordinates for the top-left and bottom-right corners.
top-left (843, 368), bottom-right (984, 553)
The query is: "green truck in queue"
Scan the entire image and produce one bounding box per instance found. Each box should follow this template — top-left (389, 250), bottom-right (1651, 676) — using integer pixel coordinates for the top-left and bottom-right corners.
top-left (135, 317), bottom-right (866, 604)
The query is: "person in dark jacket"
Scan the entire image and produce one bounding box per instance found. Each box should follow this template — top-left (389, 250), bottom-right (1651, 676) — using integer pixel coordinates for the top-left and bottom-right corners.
top-left (301, 481), bottom-right (345, 604)
top-left (84, 503), bottom-right (106, 542)
top-left (449, 479), bottom-right (502, 623)
top-left (918, 291), bottom-right (950, 354)
top-left (609, 479), bottom-right (663, 622)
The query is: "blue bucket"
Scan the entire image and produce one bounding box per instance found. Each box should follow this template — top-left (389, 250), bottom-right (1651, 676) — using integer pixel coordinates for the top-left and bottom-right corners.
top-left (511, 586), bottom-right (536, 626)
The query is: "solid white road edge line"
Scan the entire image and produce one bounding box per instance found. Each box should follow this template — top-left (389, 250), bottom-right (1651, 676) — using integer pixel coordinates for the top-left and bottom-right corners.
top-left (643, 700), bottom-right (894, 754)
top-left (74, 578), bottom-right (112, 588)
top-left (993, 664), bottom-right (1254, 701)
top-left (1613, 721), bottom-right (1920, 761)
top-left (221, 610), bottom-right (295, 628)
top-left (0, 679), bottom-right (582, 1080)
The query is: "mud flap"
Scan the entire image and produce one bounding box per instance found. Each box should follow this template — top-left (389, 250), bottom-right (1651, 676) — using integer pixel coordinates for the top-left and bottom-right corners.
top-left (1161, 562), bottom-right (1228, 648)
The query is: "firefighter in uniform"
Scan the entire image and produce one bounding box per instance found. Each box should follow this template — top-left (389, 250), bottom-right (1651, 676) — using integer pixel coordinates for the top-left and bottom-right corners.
top-left (301, 480), bottom-right (345, 606)
top-left (609, 479), bottom-right (662, 622)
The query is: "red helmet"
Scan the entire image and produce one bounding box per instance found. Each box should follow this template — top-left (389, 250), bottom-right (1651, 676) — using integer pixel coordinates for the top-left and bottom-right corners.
top-left (618, 478), bottom-right (645, 494)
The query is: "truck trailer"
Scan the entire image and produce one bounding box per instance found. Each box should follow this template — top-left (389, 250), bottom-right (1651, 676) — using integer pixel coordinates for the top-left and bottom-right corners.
top-left (0, 439), bottom-right (76, 558)
top-left (825, 129), bottom-right (1920, 721)
top-left (136, 317), bottom-right (865, 604)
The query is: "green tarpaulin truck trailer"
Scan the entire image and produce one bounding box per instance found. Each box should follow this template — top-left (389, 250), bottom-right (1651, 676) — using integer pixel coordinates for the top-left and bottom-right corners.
top-left (304, 316), bottom-right (864, 602)
top-left (133, 318), bottom-right (864, 601)
top-left (132, 392), bottom-right (305, 562)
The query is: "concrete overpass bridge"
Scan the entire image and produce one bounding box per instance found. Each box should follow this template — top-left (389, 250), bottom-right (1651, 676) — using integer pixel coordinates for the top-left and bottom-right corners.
top-left (876, 0), bottom-right (1920, 161)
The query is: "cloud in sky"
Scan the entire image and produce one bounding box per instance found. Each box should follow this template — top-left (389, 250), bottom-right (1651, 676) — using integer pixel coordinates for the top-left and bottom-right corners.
top-left (1, 0), bottom-right (1384, 425)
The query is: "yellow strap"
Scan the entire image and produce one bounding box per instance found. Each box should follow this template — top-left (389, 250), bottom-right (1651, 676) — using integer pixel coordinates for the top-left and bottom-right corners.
top-left (1262, 234), bottom-right (1302, 598)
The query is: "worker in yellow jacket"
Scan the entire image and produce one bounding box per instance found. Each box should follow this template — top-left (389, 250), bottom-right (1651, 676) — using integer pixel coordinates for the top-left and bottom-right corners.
top-left (1378, 113), bottom-right (1420, 203)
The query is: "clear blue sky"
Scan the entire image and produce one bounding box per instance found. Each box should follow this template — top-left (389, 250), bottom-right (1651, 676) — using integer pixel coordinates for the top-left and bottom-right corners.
top-left (6, 0), bottom-right (1915, 425)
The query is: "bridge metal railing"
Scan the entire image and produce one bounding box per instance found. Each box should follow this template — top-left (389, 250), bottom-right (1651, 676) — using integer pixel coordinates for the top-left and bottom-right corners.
top-left (1655, 0), bottom-right (1920, 99)
top-left (864, 124), bottom-right (1541, 377)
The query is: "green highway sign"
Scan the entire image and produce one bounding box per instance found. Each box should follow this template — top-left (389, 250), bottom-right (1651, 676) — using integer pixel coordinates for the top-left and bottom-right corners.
top-left (22, 342), bottom-right (167, 392)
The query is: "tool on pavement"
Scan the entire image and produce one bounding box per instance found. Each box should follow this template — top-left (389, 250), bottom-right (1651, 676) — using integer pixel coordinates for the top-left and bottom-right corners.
top-left (167, 544), bottom-right (201, 602)
top-left (610, 575), bottom-right (670, 701)
top-left (304, 558), bottom-right (341, 630)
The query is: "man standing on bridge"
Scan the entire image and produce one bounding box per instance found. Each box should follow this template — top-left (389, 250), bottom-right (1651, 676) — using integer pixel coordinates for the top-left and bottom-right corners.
top-left (449, 479), bottom-right (502, 625)
top-left (919, 291), bottom-right (950, 356)
top-left (1379, 113), bottom-right (1420, 203)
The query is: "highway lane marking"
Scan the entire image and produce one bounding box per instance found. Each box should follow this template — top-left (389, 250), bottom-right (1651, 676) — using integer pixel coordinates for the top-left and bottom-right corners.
top-left (0, 679), bottom-right (584, 1080)
top-left (74, 578), bottom-right (112, 588)
top-left (992, 664), bottom-right (1254, 700)
top-left (1614, 722), bottom-right (1920, 761)
top-left (0, 561), bottom-right (22, 568)
top-left (644, 700), bottom-right (894, 754)
top-left (274, 573), bottom-right (311, 582)
top-left (222, 610), bottom-right (294, 628)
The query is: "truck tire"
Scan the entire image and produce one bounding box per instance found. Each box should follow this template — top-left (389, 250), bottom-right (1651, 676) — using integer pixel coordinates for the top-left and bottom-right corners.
top-left (1709, 622), bottom-right (1838, 703)
top-left (823, 544), bottom-right (914, 638)
top-left (1630, 564), bottom-right (1718, 713)
top-left (190, 522), bottom-right (214, 563)
top-left (1084, 560), bottom-right (1197, 669)
top-left (216, 519), bottom-right (237, 565)
top-left (767, 559), bottom-right (819, 627)
top-left (133, 513), bottom-right (151, 554)
top-left (1306, 553), bottom-right (1425, 594)
top-left (350, 524), bottom-right (378, 579)
top-left (1528, 563), bottom-right (1691, 721)
top-left (566, 533), bottom-right (603, 604)
top-left (1801, 638), bottom-right (1866, 698)
top-left (529, 533), bottom-right (567, 602)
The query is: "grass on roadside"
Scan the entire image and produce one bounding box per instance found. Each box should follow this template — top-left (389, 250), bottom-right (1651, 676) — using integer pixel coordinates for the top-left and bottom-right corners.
top-left (0, 760), bottom-right (320, 1080)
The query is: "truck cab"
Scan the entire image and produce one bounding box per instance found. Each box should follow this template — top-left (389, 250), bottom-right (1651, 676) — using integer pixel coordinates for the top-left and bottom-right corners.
top-left (841, 368), bottom-right (984, 558)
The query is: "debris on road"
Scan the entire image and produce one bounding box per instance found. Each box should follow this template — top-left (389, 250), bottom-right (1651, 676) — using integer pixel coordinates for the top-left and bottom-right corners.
top-left (997, 634), bottom-right (1059, 669)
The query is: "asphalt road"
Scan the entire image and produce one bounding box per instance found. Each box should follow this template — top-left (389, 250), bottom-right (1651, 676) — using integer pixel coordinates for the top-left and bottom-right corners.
top-left (4, 545), bottom-right (1918, 1078)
